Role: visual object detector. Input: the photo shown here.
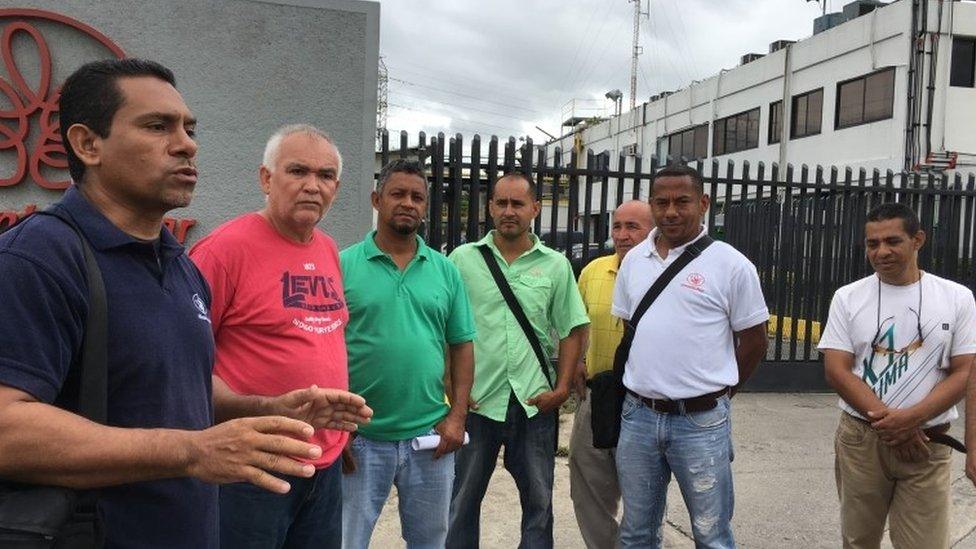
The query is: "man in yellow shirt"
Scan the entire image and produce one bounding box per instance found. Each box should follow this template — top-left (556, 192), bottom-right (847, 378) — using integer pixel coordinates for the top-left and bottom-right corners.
top-left (570, 200), bottom-right (654, 549)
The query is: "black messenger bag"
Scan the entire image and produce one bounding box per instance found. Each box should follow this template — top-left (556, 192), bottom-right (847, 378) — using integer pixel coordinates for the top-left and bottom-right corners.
top-left (590, 236), bottom-right (713, 449)
top-left (0, 209), bottom-right (107, 548)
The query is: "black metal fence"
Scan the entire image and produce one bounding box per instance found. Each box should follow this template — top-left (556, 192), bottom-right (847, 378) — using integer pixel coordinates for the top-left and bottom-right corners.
top-left (377, 130), bottom-right (976, 389)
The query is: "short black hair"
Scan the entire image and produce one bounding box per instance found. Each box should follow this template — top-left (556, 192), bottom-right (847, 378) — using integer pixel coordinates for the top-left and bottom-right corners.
top-left (651, 164), bottom-right (705, 196)
top-left (59, 58), bottom-right (176, 183)
top-left (490, 171), bottom-right (537, 199)
top-left (866, 202), bottom-right (921, 236)
top-left (377, 159), bottom-right (426, 193)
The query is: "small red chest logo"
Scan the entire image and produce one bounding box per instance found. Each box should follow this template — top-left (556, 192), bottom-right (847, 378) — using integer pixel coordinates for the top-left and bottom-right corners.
top-left (682, 272), bottom-right (705, 292)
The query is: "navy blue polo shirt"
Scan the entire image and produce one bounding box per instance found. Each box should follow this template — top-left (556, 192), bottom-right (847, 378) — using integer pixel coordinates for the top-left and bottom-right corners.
top-left (0, 186), bottom-right (217, 548)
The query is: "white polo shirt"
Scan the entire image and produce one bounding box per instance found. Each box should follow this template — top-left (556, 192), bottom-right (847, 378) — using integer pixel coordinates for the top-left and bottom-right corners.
top-left (612, 227), bottom-right (770, 399)
top-left (818, 272), bottom-right (976, 427)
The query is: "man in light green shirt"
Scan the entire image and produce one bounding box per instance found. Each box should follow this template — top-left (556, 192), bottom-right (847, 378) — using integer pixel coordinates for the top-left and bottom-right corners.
top-left (446, 172), bottom-right (589, 549)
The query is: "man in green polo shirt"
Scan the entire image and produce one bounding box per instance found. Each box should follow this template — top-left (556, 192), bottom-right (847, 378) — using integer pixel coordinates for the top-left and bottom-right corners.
top-left (340, 159), bottom-right (476, 549)
top-left (446, 172), bottom-right (590, 549)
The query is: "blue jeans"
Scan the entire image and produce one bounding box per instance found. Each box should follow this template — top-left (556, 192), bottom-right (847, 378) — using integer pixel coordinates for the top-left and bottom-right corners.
top-left (219, 459), bottom-right (342, 549)
top-left (341, 433), bottom-right (455, 549)
top-left (615, 392), bottom-right (735, 549)
top-left (447, 393), bottom-right (557, 549)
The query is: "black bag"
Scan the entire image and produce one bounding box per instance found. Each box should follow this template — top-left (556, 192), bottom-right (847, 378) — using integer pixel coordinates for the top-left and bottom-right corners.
top-left (0, 209), bottom-right (107, 548)
top-left (590, 236), bottom-right (713, 449)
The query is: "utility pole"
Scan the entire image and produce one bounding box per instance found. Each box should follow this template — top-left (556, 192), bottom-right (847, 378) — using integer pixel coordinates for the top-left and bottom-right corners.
top-left (629, 0), bottom-right (649, 112)
top-left (377, 56), bottom-right (388, 141)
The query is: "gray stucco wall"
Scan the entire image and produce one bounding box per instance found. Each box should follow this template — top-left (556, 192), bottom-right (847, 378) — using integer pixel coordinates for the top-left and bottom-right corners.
top-left (0, 0), bottom-right (378, 246)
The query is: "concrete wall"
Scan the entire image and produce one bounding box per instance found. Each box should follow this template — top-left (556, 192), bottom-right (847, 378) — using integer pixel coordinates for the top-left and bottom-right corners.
top-left (0, 0), bottom-right (379, 247)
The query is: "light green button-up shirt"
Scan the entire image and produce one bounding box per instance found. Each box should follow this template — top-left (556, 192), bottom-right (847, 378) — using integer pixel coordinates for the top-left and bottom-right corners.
top-left (449, 231), bottom-right (589, 421)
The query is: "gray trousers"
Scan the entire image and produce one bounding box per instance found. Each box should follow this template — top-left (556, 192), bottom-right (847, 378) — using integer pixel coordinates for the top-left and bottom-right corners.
top-left (569, 388), bottom-right (622, 549)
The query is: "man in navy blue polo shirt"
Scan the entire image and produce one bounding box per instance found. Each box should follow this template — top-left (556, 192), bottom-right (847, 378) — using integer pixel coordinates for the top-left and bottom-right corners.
top-left (0, 59), bottom-right (368, 548)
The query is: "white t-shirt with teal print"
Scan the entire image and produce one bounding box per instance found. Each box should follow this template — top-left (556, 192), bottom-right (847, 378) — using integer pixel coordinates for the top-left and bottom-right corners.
top-left (818, 272), bottom-right (976, 427)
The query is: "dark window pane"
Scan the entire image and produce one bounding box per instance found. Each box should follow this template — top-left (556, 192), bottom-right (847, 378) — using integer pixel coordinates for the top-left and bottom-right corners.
top-left (793, 95), bottom-right (808, 137)
top-left (682, 130), bottom-right (694, 159)
top-left (713, 119), bottom-right (725, 156)
top-left (807, 89), bottom-right (823, 134)
top-left (736, 113), bottom-right (748, 150)
top-left (747, 108), bottom-right (760, 148)
top-left (770, 101), bottom-right (782, 144)
top-left (838, 78), bottom-right (865, 127)
top-left (694, 126), bottom-right (708, 159)
top-left (951, 37), bottom-right (976, 88)
top-left (864, 69), bottom-right (894, 122)
top-left (725, 118), bottom-right (735, 153)
top-left (669, 134), bottom-right (680, 160)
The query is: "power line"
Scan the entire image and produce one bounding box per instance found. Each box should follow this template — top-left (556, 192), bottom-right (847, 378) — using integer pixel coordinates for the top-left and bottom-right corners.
top-left (389, 103), bottom-right (527, 137)
top-left (389, 91), bottom-right (539, 124)
top-left (386, 63), bottom-right (532, 107)
top-left (567, 1), bottom-right (617, 92)
top-left (574, 17), bottom-right (630, 95)
top-left (389, 77), bottom-right (543, 115)
top-left (560, 0), bottom-right (606, 92)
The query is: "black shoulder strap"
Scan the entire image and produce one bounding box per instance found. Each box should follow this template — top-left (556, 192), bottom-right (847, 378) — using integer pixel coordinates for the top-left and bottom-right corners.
top-left (477, 245), bottom-right (553, 389)
top-left (628, 235), bottom-right (714, 329)
top-left (35, 208), bottom-right (108, 424)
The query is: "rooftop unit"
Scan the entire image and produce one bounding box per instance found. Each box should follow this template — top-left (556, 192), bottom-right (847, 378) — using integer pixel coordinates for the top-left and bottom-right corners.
top-left (843, 0), bottom-right (886, 20)
top-left (741, 53), bottom-right (765, 65)
top-left (769, 39), bottom-right (795, 53)
top-left (813, 12), bottom-right (847, 34)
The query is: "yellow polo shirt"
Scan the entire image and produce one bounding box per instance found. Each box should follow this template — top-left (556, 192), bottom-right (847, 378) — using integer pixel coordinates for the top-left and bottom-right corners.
top-left (578, 254), bottom-right (623, 378)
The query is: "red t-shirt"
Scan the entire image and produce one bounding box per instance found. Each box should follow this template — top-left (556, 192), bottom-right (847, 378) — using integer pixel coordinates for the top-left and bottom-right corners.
top-left (190, 213), bottom-right (348, 468)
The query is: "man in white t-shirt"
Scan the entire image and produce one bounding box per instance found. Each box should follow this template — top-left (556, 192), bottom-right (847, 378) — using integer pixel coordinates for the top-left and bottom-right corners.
top-left (819, 202), bottom-right (975, 549)
top-left (612, 165), bottom-right (769, 548)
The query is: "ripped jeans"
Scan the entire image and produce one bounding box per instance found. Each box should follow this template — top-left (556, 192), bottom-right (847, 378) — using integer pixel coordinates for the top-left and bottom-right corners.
top-left (615, 392), bottom-right (735, 549)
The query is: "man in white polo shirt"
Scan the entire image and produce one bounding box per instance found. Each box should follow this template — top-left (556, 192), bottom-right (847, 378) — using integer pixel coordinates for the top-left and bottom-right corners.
top-left (612, 165), bottom-right (769, 548)
top-left (820, 202), bottom-right (975, 549)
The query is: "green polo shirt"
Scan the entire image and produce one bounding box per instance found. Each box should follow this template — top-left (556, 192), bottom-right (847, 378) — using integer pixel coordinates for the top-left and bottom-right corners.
top-left (449, 231), bottom-right (589, 422)
top-left (341, 231), bottom-right (476, 441)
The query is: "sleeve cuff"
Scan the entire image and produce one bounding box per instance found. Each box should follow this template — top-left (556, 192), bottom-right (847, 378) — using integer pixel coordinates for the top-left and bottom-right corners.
top-left (730, 309), bottom-right (770, 332)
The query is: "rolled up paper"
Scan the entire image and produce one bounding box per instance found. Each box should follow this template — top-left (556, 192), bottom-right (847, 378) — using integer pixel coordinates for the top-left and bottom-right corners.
top-left (411, 432), bottom-right (471, 451)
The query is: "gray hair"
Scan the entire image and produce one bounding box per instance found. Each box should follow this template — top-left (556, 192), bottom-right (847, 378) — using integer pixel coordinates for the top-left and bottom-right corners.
top-left (262, 123), bottom-right (343, 178)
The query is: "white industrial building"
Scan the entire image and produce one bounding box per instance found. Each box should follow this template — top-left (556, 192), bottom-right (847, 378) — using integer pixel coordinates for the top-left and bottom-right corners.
top-left (547, 0), bottom-right (976, 180)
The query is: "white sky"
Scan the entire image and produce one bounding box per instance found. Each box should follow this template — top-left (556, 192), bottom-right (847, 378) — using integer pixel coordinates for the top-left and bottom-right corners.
top-left (377, 0), bottom-right (833, 143)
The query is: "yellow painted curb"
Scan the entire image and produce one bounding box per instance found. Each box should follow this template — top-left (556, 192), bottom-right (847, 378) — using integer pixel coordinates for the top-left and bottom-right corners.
top-left (768, 315), bottom-right (822, 343)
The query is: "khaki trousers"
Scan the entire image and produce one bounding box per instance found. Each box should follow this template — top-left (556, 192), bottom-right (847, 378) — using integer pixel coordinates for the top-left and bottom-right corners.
top-left (835, 412), bottom-right (952, 549)
top-left (569, 388), bottom-right (621, 549)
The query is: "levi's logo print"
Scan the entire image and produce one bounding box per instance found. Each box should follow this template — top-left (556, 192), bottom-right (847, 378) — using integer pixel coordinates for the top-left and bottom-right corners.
top-left (281, 271), bottom-right (346, 335)
top-left (281, 271), bottom-right (344, 312)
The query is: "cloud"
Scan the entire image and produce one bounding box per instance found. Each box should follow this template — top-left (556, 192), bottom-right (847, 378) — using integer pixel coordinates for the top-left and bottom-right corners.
top-left (379, 0), bottom-right (830, 142)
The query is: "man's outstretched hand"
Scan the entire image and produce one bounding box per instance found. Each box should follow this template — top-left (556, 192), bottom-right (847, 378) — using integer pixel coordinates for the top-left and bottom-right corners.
top-left (269, 386), bottom-right (372, 431)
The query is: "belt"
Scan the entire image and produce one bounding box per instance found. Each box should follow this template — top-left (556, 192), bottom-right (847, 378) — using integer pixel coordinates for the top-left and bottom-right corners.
top-left (626, 388), bottom-right (729, 415)
top-left (922, 422), bottom-right (968, 453)
top-left (848, 414), bottom-right (967, 453)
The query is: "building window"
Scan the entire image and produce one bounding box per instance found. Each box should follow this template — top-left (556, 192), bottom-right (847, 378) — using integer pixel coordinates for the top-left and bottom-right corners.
top-left (712, 108), bottom-right (759, 156)
top-left (769, 101), bottom-right (782, 144)
top-left (836, 67), bottom-right (895, 129)
top-left (790, 88), bottom-right (823, 139)
top-left (951, 37), bottom-right (976, 88)
top-left (667, 124), bottom-right (708, 161)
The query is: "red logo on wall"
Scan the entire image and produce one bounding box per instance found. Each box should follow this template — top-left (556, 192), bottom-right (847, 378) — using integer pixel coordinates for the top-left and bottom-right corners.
top-left (0, 9), bottom-right (125, 190)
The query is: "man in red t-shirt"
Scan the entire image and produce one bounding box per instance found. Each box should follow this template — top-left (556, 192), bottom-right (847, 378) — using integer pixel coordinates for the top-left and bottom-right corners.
top-left (190, 124), bottom-right (371, 549)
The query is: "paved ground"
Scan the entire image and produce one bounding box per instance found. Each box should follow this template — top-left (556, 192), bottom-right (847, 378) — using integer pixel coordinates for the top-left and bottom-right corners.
top-left (370, 393), bottom-right (976, 548)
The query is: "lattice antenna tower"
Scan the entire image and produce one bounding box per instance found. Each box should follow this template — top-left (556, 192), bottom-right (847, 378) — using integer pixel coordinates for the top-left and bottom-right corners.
top-left (377, 56), bottom-right (388, 140)
top-left (629, 0), bottom-right (649, 111)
